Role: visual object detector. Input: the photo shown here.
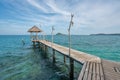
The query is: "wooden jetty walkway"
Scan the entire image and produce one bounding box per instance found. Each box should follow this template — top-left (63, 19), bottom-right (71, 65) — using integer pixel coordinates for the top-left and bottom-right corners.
top-left (33, 40), bottom-right (120, 80)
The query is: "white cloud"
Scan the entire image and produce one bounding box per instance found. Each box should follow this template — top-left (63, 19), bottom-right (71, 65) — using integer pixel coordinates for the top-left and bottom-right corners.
top-left (0, 0), bottom-right (120, 35)
top-left (45, 0), bottom-right (70, 15)
top-left (27, 0), bottom-right (48, 12)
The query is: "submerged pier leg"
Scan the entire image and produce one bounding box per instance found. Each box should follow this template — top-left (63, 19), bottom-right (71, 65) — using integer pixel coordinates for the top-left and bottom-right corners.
top-left (38, 42), bottom-right (41, 51)
top-left (45, 45), bottom-right (48, 57)
top-left (45, 45), bottom-right (48, 54)
top-left (40, 43), bottom-right (42, 51)
top-left (33, 41), bottom-right (36, 48)
top-left (41, 43), bottom-right (44, 51)
top-left (69, 58), bottom-right (74, 80)
top-left (53, 49), bottom-right (56, 63)
top-left (38, 42), bottom-right (40, 48)
top-left (64, 56), bottom-right (66, 64)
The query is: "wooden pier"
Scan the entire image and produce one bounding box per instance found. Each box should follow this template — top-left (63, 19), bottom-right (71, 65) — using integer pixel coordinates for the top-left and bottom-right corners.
top-left (33, 40), bottom-right (120, 80)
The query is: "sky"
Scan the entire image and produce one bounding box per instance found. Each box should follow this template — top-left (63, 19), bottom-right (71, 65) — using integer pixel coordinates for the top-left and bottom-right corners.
top-left (0, 0), bottom-right (120, 35)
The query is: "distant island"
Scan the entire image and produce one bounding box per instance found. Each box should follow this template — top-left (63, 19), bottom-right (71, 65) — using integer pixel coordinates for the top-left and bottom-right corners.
top-left (90, 33), bottom-right (120, 36)
top-left (56, 33), bottom-right (66, 36)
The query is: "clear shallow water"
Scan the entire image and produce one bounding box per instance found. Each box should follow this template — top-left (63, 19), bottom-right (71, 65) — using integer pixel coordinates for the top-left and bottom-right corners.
top-left (0, 35), bottom-right (81, 80)
top-left (47, 35), bottom-right (120, 62)
top-left (0, 35), bottom-right (120, 80)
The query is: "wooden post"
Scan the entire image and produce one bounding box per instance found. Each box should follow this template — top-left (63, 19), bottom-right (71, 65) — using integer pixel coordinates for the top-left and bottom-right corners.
top-left (33, 41), bottom-right (36, 48)
top-left (68, 14), bottom-right (74, 80)
top-left (45, 45), bottom-right (48, 54)
top-left (41, 43), bottom-right (44, 51)
top-left (38, 42), bottom-right (41, 51)
top-left (69, 58), bottom-right (74, 80)
top-left (44, 45), bottom-right (46, 53)
top-left (30, 32), bottom-right (32, 41)
top-left (53, 49), bottom-right (56, 63)
top-left (36, 32), bottom-right (38, 40)
top-left (43, 45), bottom-right (45, 52)
top-left (64, 55), bottom-right (66, 64)
top-left (45, 45), bottom-right (48, 57)
top-left (37, 42), bottom-right (40, 48)
top-left (40, 43), bottom-right (42, 51)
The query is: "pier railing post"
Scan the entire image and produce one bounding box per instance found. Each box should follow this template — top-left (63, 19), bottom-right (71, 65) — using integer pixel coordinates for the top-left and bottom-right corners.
top-left (53, 49), bottom-right (56, 63)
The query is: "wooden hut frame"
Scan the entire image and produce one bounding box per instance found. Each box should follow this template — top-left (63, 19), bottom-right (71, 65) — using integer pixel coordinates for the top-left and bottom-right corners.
top-left (28, 25), bottom-right (42, 40)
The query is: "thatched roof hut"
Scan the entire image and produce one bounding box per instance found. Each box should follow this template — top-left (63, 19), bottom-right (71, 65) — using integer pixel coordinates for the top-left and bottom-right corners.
top-left (28, 25), bottom-right (43, 40)
top-left (28, 25), bottom-right (42, 32)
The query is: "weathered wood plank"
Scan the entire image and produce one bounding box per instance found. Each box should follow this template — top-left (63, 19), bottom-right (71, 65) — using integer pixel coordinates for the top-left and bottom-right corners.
top-left (92, 62), bottom-right (96, 80)
top-left (87, 62), bottom-right (93, 80)
top-left (96, 63), bottom-right (100, 80)
top-left (114, 67), bottom-right (120, 73)
top-left (83, 62), bottom-right (90, 80)
top-left (99, 63), bottom-right (104, 80)
top-left (78, 62), bottom-right (87, 80)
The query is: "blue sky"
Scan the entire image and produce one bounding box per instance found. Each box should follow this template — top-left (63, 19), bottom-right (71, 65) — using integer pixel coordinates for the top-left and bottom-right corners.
top-left (0, 0), bottom-right (120, 35)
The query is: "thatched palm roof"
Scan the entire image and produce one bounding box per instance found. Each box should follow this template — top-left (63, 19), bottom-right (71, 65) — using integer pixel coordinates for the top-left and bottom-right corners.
top-left (28, 25), bottom-right (42, 32)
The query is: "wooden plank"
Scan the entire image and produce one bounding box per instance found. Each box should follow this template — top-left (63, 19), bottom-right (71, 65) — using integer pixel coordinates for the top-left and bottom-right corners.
top-left (88, 62), bottom-right (93, 80)
top-left (92, 62), bottom-right (96, 80)
top-left (117, 67), bottom-right (120, 73)
top-left (78, 62), bottom-right (87, 80)
top-left (99, 63), bottom-right (104, 80)
top-left (96, 63), bottom-right (100, 80)
top-left (114, 67), bottom-right (120, 73)
top-left (83, 62), bottom-right (90, 80)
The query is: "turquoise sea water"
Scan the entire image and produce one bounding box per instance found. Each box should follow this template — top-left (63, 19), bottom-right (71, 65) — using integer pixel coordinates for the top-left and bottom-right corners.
top-left (0, 35), bottom-right (120, 80)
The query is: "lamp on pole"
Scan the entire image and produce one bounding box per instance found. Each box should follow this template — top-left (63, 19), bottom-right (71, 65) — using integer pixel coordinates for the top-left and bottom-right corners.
top-left (68, 14), bottom-right (74, 57)
top-left (68, 14), bottom-right (74, 80)
top-left (52, 26), bottom-right (55, 63)
top-left (51, 26), bottom-right (55, 44)
top-left (39, 24), bottom-right (42, 40)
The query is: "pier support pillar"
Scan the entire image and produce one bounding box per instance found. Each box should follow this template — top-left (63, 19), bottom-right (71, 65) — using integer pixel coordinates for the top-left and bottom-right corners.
top-left (38, 42), bottom-right (40, 48)
top-left (53, 49), bottom-right (56, 63)
top-left (45, 45), bottom-right (48, 54)
top-left (41, 44), bottom-right (44, 51)
top-left (40, 43), bottom-right (42, 51)
top-left (64, 56), bottom-right (66, 64)
top-left (38, 42), bottom-right (41, 51)
top-left (44, 45), bottom-right (48, 57)
top-left (43, 45), bottom-right (45, 52)
top-left (33, 42), bottom-right (36, 48)
top-left (69, 58), bottom-right (74, 80)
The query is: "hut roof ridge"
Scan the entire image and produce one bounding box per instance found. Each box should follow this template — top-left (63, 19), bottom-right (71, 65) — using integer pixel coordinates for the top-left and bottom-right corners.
top-left (28, 25), bottom-right (42, 32)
